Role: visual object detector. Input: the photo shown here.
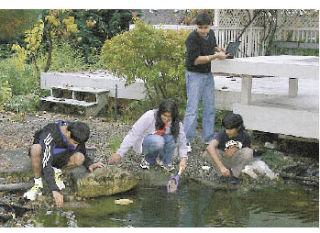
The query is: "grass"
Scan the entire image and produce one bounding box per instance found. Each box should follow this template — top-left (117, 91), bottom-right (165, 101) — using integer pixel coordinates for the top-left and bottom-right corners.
top-left (260, 150), bottom-right (295, 171)
top-left (107, 135), bottom-right (123, 153)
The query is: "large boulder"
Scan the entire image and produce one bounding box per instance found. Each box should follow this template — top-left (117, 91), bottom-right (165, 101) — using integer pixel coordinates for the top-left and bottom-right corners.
top-left (73, 166), bottom-right (139, 198)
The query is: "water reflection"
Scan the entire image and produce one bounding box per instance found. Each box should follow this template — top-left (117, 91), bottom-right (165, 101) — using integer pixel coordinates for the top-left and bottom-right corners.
top-left (37, 182), bottom-right (319, 227)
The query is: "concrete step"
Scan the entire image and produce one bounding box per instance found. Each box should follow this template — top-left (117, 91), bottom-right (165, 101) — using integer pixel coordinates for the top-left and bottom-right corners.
top-left (40, 96), bottom-right (97, 107)
top-left (52, 86), bottom-right (109, 94)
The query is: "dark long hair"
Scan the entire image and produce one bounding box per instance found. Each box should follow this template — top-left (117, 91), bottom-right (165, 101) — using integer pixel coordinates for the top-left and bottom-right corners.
top-left (155, 99), bottom-right (180, 141)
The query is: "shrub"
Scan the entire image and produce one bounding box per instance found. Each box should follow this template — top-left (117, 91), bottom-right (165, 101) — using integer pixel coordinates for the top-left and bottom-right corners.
top-left (0, 57), bottom-right (39, 96)
top-left (37, 40), bottom-right (88, 72)
top-left (3, 94), bottom-right (39, 112)
top-left (0, 79), bottom-right (12, 111)
top-left (70, 9), bottom-right (136, 64)
top-left (100, 20), bottom-right (190, 115)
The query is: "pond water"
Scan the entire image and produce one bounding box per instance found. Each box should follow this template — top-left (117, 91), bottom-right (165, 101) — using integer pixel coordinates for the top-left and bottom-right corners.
top-left (36, 181), bottom-right (319, 227)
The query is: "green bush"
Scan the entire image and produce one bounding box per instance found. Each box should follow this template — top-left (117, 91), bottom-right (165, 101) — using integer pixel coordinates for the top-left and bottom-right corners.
top-left (100, 20), bottom-right (190, 114)
top-left (3, 94), bottom-right (39, 112)
top-left (0, 44), bottom-right (12, 60)
top-left (261, 150), bottom-right (294, 172)
top-left (0, 57), bottom-right (40, 95)
top-left (0, 50), bottom-right (45, 112)
top-left (37, 41), bottom-right (88, 72)
top-left (70, 9), bottom-right (136, 64)
top-left (0, 58), bottom-right (40, 112)
top-left (0, 78), bottom-right (12, 110)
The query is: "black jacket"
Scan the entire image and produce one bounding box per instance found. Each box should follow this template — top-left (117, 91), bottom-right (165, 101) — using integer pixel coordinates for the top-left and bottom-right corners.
top-left (185, 29), bottom-right (217, 73)
top-left (34, 120), bottom-right (93, 191)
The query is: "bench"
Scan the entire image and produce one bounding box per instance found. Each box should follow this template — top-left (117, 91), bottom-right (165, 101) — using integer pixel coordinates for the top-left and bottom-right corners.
top-left (40, 86), bottom-right (109, 116)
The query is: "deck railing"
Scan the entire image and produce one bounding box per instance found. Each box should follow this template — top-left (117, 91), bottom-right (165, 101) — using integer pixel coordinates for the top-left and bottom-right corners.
top-left (129, 24), bottom-right (319, 57)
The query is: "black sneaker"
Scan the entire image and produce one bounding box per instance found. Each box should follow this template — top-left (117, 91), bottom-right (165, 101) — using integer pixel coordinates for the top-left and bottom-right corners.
top-left (219, 176), bottom-right (229, 183)
top-left (230, 169), bottom-right (239, 185)
top-left (186, 143), bottom-right (192, 153)
top-left (230, 177), bottom-right (239, 185)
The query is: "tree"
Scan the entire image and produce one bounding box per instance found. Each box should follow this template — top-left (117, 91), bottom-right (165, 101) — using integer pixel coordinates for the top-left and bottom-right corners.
top-left (41, 10), bottom-right (79, 72)
top-left (100, 20), bottom-right (189, 105)
top-left (69, 9), bottom-right (137, 64)
top-left (0, 10), bottom-right (40, 41)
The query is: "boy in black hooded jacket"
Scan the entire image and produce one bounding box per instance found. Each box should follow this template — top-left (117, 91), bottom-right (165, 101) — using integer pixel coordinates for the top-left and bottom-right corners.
top-left (23, 120), bottom-right (105, 207)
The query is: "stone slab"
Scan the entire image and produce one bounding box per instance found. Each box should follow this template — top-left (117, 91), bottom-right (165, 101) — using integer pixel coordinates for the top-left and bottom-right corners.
top-left (212, 55), bottom-right (319, 79)
top-left (0, 149), bottom-right (31, 175)
top-left (41, 71), bottom-right (145, 100)
top-left (233, 103), bottom-right (319, 139)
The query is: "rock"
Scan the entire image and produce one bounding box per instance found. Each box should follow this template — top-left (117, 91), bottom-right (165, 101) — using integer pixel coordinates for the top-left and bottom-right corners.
top-left (0, 202), bottom-right (30, 223)
top-left (264, 142), bottom-right (276, 150)
top-left (0, 182), bottom-right (33, 192)
top-left (114, 199), bottom-right (133, 205)
top-left (74, 166), bottom-right (139, 198)
top-left (201, 166), bottom-right (211, 171)
top-left (0, 149), bottom-right (32, 175)
top-left (242, 167), bottom-right (258, 179)
top-left (242, 160), bottom-right (279, 180)
top-left (282, 163), bottom-right (319, 182)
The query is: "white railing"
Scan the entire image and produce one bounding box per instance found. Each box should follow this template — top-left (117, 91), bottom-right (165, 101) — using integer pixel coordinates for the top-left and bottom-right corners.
top-left (129, 24), bottom-right (319, 57)
top-left (130, 24), bottom-right (266, 57)
top-left (213, 26), bottom-right (266, 57)
top-left (275, 27), bottom-right (319, 43)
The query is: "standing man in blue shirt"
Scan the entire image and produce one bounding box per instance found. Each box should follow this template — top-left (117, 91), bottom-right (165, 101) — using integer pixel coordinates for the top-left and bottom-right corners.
top-left (184, 12), bottom-right (229, 152)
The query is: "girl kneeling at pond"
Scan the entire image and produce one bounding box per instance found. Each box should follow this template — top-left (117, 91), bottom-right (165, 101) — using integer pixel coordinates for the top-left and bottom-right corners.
top-left (108, 99), bottom-right (188, 173)
top-left (206, 113), bottom-right (253, 184)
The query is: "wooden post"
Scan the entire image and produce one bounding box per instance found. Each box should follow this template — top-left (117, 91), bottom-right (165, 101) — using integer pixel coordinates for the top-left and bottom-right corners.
top-left (241, 76), bottom-right (252, 104)
top-left (247, 10), bottom-right (254, 57)
top-left (289, 78), bottom-right (298, 97)
top-left (114, 84), bottom-right (118, 121)
top-left (214, 9), bottom-right (219, 27)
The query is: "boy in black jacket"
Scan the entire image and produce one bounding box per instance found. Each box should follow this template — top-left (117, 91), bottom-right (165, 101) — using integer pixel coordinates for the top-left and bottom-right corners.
top-left (206, 113), bottom-right (253, 184)
top-left (23, 120), bottom-right (105, 207)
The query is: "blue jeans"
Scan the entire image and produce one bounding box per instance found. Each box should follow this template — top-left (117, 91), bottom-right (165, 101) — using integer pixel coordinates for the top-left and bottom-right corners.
top-left (183, 71), bottom-right (215, 143)
top-left (142, 134), bottom-right (176, 165)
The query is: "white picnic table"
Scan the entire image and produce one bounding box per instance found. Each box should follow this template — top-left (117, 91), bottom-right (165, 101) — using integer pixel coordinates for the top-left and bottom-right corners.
top-left (212, 55), bottom-right (319, 103)
top-left (211, 55), bottom-right (319, 139)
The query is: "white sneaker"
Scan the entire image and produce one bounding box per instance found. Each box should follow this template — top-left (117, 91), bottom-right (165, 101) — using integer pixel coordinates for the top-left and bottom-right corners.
top-left (139, 158), bottom-right (150, 169)
top-left (23, 184), bottom-right (43, 201)
top-left (53, 167), bottom-right (65, 190)
top-left (186, 143), bottom-right (192, 153)
top-left (162, 163), bottom-right (175, 172)
top-left (157, 159), bottom-right (175, 172)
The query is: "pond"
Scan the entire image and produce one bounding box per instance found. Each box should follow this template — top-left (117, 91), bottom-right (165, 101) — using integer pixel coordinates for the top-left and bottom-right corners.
top-left (36, 181), bottom-right (319, 227)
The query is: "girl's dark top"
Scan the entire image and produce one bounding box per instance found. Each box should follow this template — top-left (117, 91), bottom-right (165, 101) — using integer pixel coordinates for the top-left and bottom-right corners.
top-left (185, 29), bottom-right (217, 73)
top-left (214, 129), bottom-right (252, 151)
top-left (33, 120), bottom-right (93, 191)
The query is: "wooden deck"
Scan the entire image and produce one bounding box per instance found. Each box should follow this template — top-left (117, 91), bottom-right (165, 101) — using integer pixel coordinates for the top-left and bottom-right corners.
top-left (212, 55), bottom-right (319, 139)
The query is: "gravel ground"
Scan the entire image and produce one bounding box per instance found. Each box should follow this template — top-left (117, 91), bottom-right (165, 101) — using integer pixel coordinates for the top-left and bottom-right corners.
top-left (0, 110), bottom-right (318, 227)
top-left (0, 111), bottom-right (218, 179)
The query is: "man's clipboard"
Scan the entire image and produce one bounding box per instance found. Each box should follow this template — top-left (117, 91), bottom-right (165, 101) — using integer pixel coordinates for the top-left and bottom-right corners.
top-left (226, 41), bottom-right (241, 59)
